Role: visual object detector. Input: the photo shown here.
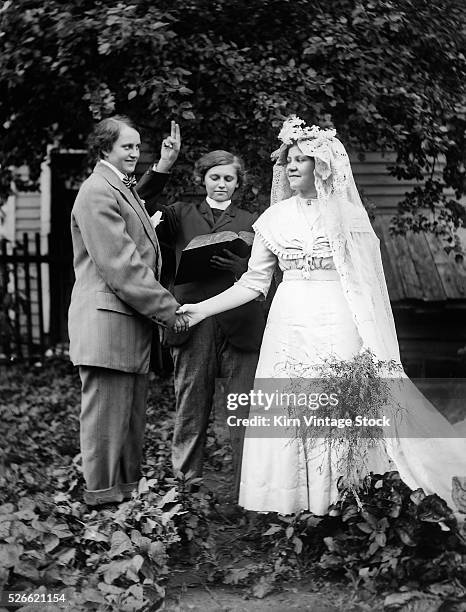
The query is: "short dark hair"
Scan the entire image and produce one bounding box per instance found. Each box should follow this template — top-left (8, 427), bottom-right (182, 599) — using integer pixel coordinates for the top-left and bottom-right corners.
top-left (193, 150), bottom-right (246, 188)
top-left (88, 115), bottom-right (138, 162)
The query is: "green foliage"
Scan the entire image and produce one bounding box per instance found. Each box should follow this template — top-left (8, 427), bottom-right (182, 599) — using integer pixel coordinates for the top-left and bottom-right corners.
top-left (242, 472), bottom-right (466, 601)
top-left (0, 363), bottom-right (221, 610)
top-left (0, 478), bottom-right (189, 610)
top-left (391, 178), bottom-right (466, 260)
top-left (1, 362), bottom-right (466, 609)
top-left (322, 472), bottom-right (466, 588)
top-left (0, 359), bottom-right (79, 485)
top-left (0, 0), bottom-right (465, 237)
top-left (0, 253), bottom-right (29, 361)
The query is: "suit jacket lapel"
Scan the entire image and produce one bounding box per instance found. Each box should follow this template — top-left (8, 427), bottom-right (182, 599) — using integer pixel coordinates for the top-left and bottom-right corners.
top-left (198, 199), bottom-right (215, 228)
top-left (94, 162), bottom-right (160, 253)
top-left (212, 203), bottom-right (238, 231)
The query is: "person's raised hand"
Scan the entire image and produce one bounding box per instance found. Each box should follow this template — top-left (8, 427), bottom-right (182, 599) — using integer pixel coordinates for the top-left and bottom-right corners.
top-left (156, 121), bottom-right (181, 172)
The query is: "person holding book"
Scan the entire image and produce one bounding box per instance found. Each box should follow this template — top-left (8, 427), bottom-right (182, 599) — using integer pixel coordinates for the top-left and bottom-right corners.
top-left (174, 117), bottom-right (466, 517)
top-left (137, 150), bottom-right (266, 488)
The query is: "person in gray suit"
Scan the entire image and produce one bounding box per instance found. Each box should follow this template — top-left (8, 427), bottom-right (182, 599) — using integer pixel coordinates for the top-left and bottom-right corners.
top-left (137, 151), bottom-right (266, 490)
top-left (68, 116), bottom-right (187, 506)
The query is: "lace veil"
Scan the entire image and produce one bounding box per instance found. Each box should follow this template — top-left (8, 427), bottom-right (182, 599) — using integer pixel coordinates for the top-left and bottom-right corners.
top-left (270, 118), bottom-right (400, 363)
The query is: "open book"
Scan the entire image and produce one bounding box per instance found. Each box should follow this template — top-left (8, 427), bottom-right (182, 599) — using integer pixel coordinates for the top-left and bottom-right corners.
top-left (175, 230), bottom-right (254, 285)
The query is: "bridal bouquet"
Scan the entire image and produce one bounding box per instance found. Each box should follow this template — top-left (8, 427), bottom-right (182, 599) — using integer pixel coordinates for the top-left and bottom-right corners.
top-left (281, 349), bottom-right (403, 489)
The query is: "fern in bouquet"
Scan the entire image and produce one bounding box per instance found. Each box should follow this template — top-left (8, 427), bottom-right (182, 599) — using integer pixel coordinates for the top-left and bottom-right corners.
top-left (280, 349), bottom-right (403, 491)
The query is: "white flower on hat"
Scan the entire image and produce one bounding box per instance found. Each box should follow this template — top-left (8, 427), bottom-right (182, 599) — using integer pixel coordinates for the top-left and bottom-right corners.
top-left (277, 115), bottom-right (336, 145)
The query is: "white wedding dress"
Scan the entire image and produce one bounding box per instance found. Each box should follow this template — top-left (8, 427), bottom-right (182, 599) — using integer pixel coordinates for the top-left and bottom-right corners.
top-left (235, 196), bottom-right (466, 516)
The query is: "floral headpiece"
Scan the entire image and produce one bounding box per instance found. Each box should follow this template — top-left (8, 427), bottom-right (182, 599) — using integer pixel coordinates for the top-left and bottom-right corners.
top-left (277, 115), bottom-right (336, 146)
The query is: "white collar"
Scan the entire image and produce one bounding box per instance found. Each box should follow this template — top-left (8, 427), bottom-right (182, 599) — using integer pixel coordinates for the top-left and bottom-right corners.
top-left (100, 159), bottom-right (126, 182)
top-left (206, 196), bottom-right (231, 210)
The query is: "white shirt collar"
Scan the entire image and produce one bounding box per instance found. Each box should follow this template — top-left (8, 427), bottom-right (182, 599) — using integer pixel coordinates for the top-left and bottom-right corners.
top-left (100, 159), bottom-right (126, 182)
top-left (206, 196), bottom-right (231, 210)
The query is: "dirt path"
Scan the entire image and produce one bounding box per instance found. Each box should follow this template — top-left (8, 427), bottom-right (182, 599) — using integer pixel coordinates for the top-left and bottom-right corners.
top-left (163, 584), bottom-right (377, 611)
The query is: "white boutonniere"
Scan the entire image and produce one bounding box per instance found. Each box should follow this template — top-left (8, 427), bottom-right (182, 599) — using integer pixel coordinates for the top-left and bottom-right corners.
top-left (151, 210), bottom-right (163, 228)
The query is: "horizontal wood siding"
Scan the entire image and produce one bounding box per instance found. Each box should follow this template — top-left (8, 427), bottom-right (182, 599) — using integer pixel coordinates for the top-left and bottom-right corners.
top-left (4, 193), bottom-right (44, 345)
top-left (349, 151), bottom-right (447, 212)
top-left (14, 193), bottom-right (41, 236)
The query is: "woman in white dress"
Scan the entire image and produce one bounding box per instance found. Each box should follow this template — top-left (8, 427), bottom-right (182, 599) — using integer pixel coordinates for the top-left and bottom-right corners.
top-left (176, 117), bottom-right (466, 516)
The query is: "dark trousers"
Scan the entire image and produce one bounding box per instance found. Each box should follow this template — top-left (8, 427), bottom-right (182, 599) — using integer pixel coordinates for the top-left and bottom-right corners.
top-left (171, 318), bottom-right (258, 492)
top-left (79, 366), bottom-right (148, 505)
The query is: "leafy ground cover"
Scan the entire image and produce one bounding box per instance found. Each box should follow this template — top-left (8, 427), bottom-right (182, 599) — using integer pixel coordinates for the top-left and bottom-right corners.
top-left (1, 360), bottom-right (466, 611)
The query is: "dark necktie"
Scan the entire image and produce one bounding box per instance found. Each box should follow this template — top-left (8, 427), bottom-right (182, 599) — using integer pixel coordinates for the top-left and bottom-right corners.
top-left (211, 207), bottom-right (223, 223)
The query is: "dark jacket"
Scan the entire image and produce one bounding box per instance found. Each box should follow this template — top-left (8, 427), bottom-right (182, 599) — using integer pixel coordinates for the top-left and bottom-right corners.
top-left (137, 170), bottom-right (266, 351)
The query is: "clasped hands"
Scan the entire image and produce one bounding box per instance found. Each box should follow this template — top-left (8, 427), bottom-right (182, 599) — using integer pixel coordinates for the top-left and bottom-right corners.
top-left (169, 252), bottom-right (247, 333)
top-left (169, 303), bottom-right (206, 334)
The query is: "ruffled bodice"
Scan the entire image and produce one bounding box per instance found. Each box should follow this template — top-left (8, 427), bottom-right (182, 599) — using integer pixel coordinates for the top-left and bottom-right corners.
top-left (255, 196), bottom-right (333, 260)
top-left (236, 196), bottom-right (335, 296)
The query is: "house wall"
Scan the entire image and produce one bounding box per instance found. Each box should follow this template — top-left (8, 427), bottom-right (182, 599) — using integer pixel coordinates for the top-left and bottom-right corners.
top-left (15, 192), bottom-right (42, 238)
top-left (0, 191), bottom-right (46, 350)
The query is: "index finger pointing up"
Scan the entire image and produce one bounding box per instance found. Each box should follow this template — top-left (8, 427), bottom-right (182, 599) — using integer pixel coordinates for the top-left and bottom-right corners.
top-left (172, 121), bottom-right (181, 144)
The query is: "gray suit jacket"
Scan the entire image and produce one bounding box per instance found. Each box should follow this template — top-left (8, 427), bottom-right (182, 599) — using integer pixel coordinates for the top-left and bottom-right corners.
top-left (68, 162), bottom-right (179, 373)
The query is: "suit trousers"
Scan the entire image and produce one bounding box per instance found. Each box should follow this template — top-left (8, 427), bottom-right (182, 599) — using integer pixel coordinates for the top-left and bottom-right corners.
top-left (79, 366), bottom-right (148, 505)
top-left (171, 317), bottom-right (259, 491)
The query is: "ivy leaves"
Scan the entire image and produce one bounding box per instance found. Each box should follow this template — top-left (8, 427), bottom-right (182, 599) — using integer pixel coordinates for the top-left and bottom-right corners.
top-left (2, 360), bottom-right (466, 609)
